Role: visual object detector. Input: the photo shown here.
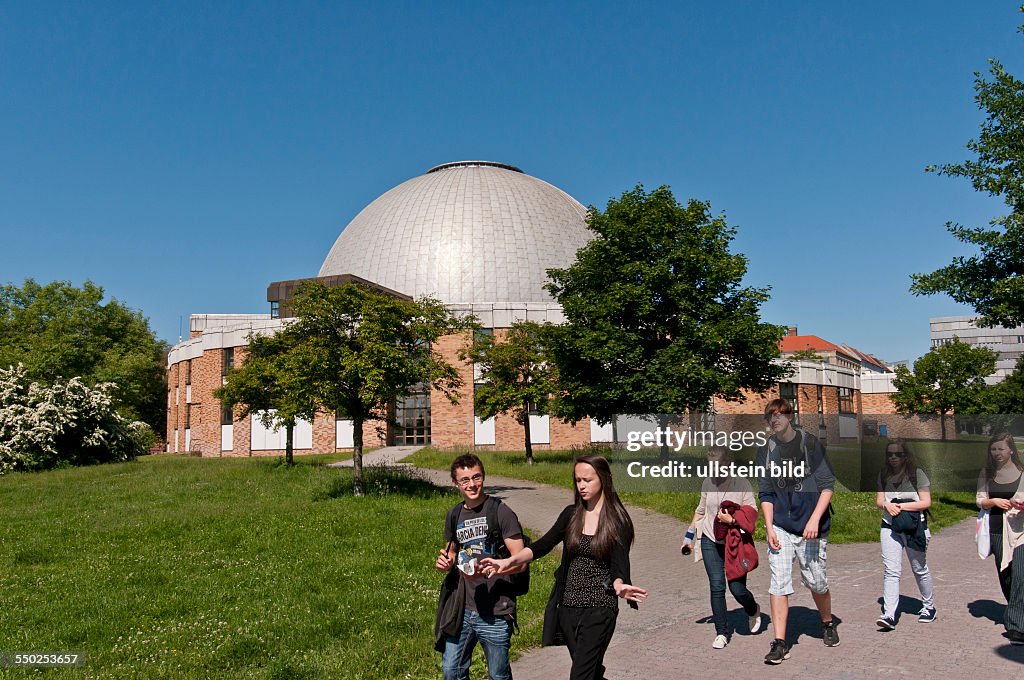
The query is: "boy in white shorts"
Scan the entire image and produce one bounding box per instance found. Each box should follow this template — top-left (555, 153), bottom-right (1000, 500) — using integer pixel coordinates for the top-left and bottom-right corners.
top-left (756, 399), bottom-right (838, 665)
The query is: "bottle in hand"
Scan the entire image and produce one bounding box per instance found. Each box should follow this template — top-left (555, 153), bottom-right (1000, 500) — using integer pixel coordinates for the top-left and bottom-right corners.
top-left (681, 525), bottom-right (696, 555)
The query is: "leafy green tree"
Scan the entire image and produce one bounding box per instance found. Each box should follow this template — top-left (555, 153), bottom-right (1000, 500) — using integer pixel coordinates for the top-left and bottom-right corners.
top-left (460, 321), bottom-right (555, 464)
top-left (0, 279), bottom-right (168, 434)
top-left (280, 282), bottom-right (470, 495)
top-left (215, 331), bottom-right (317, 466)
top-left (989, 356), bottom-right (1024, 433)
top-left (544, 185), bottom-right (788, 434)
top-left (910, 13), bottom-right (1024, 327)
top-left (890, 339), bottom-right (998, 440)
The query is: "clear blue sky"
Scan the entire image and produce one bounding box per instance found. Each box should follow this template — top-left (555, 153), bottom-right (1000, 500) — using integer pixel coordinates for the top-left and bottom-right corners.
top-left (2, 2), bottom-right (1021, 363)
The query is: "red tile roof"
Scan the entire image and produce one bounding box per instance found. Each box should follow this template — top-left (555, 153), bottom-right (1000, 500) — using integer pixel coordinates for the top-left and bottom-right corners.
top-left (779, 335), bottom-right (841, 353)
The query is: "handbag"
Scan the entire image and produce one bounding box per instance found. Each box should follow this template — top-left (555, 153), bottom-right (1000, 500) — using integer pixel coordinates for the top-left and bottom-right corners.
top-left (976, 509), bottom-right (991, 559)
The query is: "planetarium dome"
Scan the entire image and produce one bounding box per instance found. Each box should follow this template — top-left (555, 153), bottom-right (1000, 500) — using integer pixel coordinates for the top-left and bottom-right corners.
top-left (318, 161), bottom-right (592, 305)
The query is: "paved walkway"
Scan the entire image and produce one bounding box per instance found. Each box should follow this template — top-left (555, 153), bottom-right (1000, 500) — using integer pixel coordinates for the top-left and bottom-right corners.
top-left (373, 447), bottom-right (1024, 677)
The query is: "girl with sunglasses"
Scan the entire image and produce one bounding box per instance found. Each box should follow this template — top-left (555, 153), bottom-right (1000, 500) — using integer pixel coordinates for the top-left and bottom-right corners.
top-left (875, 439), bottom-right (935, 629)
top-left (977, 432), bottom-right (1024, 644)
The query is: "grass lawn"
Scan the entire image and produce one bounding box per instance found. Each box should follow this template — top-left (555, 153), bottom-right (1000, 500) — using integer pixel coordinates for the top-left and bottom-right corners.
top-left (0, 455), bottom-right (555, 679)
top-left (408, 447), bottom-right (979, 544)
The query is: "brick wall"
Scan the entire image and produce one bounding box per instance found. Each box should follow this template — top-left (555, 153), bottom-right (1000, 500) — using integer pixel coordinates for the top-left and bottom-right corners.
top-left (430, 331), bottom-right (475, 449)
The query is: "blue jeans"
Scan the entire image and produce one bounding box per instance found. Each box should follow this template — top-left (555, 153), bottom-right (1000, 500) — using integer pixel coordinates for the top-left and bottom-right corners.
top-left (701, 536), bottom-right (758, 636)
top-left (441, 609), bottom-right (512, 680)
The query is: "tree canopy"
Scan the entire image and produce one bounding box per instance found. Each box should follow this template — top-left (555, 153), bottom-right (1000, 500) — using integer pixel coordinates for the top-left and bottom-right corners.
top-left (460, 321), bottom-right (555, 463)
top-left (215, 330), bottom-right (317, 466)
top-left (544, 185), bottom-right (787, 427)
top-left (0, 279), bottom-right (168, 434)
top-left (230, 282), bottom-right (471, 494)
top-left (889, 339), bottom-right (997, 440)
top-left (910, 13), bottom-right (1024, 327)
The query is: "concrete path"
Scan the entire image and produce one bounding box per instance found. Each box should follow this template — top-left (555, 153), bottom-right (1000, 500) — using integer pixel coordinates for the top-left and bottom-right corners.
top-left (378, 447), bottom-right (1024, 677)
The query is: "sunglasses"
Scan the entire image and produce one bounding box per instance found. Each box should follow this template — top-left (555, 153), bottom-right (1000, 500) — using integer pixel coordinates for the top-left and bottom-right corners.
top-left (886, 451), bottom-right (906, 458)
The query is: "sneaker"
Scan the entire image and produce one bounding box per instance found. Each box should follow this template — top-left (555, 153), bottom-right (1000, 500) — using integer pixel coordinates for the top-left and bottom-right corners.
top-left (749, 605), bottom-right (762, 634)
top-left (876, 615), bottom-right (897, 630)
top-left (918, 607), bottom-right (937, 623)
top-left (712, 634), bottom-right (728, 649)
top-left (822, 620), bottom-right (840, 647)
top-left (1009, 631), bottom-right (1024, 645)
top-left (764, 638), bottom-right (790, 664)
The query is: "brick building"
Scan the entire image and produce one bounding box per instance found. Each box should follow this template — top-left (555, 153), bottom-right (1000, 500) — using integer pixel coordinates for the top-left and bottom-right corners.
top-left (166, 161), bottom-right (919, 457)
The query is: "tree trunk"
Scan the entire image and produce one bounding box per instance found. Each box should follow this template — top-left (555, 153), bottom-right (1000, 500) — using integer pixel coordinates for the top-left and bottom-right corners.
top-left (523, 402), bottom-right (534, 465)
top-left (940, 410), bottom-right (947, 441)
top-left (285, 422), bottom-right (294, 466)
top-left (659, 413), bottom-right (671, 461)
top-left (353, 416), bottom-right (365, 497)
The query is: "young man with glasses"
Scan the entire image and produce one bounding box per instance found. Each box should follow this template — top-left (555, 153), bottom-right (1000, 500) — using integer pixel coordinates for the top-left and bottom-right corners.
top-left (756, 398), bottom-right (839, 664)
top-left (435, 454), bottom-right (525, 680)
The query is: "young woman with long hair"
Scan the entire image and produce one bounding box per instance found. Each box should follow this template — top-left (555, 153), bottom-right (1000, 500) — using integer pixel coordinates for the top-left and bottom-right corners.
top-left (874, 439), bottom-right (935, 629)
top-left (977, 432), bottom-right (1024, 644)
top-left (684, 445), bottom-right (762, 649)
top-left (481, 454), bottom-right (648, 679)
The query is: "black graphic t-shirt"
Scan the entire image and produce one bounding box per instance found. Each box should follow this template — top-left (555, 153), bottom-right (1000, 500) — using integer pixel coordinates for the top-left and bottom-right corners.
top-left (444, 498), bottom-right (523, 615)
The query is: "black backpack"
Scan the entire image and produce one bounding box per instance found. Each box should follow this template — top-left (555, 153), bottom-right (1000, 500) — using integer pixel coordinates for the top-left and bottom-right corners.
top-left (447, 496), bottom-right (530, 597)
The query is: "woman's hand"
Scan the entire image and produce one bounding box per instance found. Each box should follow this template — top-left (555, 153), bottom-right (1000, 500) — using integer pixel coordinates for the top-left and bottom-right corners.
top-left (991, 498), bottom-right (1013, 511)
top-left (478, 557), bottom-right (512, 576)
top-left (884, 502), bottom-right (902, 517)
top-left (613, 581), bottom-right (648, 603)
top-left (716, 510), bottom-right (735, 525)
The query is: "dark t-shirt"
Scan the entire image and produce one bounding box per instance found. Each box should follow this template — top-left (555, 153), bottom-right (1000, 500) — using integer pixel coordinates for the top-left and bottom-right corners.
top-left (444, 497), bottom-right (523, 616)
top-left (989, 473), bottom-right (1022, 534)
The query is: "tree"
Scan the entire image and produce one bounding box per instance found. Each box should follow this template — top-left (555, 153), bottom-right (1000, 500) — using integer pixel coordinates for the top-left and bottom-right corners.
top-left (910, 13), bottom-right (1024, 327)
top-left (889, 339), bottom-right (997, 440)
top-left (215, 331), bottom-right (317, 466)
top-left (0, 364), bottom-right (146, 474)
top-left (0, 279), bottom-right (168, 434)
top-left (989, 356), bottom-right (1024, 433)
top-left (544, 185), bottom-right (788, 433)
top-left (460, 321), bottom-right (555, 464)
top-left (278, 282), bottom-right (471, 495)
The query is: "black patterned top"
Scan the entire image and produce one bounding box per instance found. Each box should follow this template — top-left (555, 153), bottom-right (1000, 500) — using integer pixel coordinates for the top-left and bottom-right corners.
top-left (561, 534), bottom-right (616, 608)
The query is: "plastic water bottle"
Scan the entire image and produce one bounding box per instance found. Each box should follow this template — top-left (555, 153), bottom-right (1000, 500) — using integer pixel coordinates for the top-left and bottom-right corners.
top-left (681, 525), bottom-right (696, 555)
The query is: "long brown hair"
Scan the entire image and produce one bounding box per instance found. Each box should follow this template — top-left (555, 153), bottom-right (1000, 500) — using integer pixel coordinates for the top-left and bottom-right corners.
top-left (880, 438), bottom-right (918, 488)
top-left (564, 454), bottom-right (635, 560)
top-left (985, 432), bottom-right (1024, 481)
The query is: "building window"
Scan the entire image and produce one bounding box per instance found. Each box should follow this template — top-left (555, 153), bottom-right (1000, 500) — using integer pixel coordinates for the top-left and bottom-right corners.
top-left (779, 383), bottom-right (799, 425)
top-left (185, 404), bottom-right (192, 429)
top-left (270, 300), bottom-right (280, 319)
top-left (223, 348), bottom-right (234, 376)
top-left (185, 360), bottom-right (192, 386)
top-left (838, 387), bottom-right (855, 414)
top-left (221, 403), bottom-right (233, 426)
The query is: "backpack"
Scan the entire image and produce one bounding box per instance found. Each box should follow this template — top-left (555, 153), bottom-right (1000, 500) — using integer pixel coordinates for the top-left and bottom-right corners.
top-left (447, 496), bottom-right (531, 597)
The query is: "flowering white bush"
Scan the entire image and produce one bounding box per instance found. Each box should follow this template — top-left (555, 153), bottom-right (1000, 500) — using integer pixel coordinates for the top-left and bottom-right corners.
top-left (0, 364), bottom-right (144, 474)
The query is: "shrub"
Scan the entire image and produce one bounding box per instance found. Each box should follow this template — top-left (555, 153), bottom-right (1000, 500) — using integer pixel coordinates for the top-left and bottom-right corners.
top-left (0, 364), bottom-right (143, 474)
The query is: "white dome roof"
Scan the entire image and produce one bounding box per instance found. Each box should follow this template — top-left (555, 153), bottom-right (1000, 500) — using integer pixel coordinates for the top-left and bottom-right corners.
top-left (318, 161), bottom-right (591, 305)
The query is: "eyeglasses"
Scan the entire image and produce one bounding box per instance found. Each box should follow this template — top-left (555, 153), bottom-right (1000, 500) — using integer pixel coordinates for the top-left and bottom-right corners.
top-left (455, 473), bottom-right (484, 487)
top-left (886, 451), bottom-right (906, 458)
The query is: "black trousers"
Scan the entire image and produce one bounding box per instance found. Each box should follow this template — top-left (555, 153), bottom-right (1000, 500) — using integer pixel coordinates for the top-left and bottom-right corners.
top-left (992, 532), bottom-right (1013, 601)
top-left (557, 606), bottom-right (617, 680)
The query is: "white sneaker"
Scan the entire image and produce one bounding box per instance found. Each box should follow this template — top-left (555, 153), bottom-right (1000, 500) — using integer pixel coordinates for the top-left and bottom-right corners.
top-left (749, 605), bottom-right (762, 634)
top-left (712, 634), bottom-right (728, 649)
